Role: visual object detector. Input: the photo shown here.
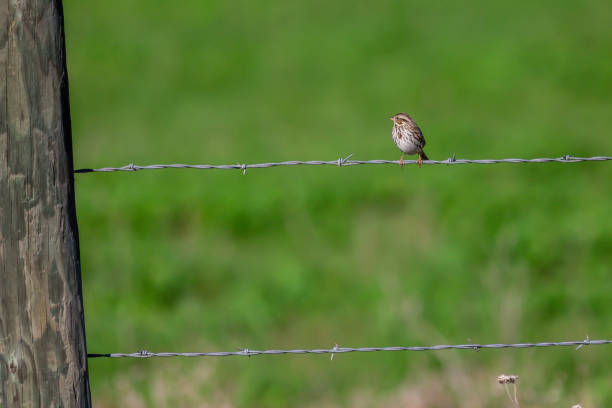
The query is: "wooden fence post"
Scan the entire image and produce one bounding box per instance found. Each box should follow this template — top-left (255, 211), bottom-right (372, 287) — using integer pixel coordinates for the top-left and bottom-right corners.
top-left (0, 1), bottom-right (92, 406)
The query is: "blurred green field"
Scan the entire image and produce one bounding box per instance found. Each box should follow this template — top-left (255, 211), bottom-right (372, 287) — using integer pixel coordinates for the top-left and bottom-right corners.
top-left (64, 0), bottom-right (612, 406)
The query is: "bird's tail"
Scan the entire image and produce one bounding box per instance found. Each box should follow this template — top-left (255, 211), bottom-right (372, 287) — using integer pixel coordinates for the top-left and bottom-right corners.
top-left (419, 151), bottom-right (429, 161)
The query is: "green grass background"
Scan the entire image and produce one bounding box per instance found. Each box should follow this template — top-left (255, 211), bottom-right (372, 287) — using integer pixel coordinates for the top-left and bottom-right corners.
top-left (64, 0), bottom-right (612, 406)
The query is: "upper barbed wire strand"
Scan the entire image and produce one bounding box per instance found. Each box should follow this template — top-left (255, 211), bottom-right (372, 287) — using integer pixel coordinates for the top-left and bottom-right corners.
top-left (74, 155), bottom-right (612, 173)
top-left (88, 338), bottom-right (612, 358)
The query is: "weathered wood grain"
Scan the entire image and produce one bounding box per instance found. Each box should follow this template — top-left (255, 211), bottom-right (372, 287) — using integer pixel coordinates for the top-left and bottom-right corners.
top-left (0, 0), bottom-right (92, 406)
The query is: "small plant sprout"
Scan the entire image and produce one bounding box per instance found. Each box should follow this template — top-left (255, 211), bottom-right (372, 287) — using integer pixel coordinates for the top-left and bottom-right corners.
top-left (498, 374), bottom-right (520, 407)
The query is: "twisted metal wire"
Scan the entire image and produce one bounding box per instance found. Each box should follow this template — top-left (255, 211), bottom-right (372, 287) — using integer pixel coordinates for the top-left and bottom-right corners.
top-left (74, 155), bottom-right (612, 174)
top-left (88, 338), bottom-right (611, 359)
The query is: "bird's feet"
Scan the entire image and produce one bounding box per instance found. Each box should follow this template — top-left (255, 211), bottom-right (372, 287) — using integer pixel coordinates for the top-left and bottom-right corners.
top-left (399, 155), bottom-right (405, 168)
top-left (417, 155), bottom-right (423, 168)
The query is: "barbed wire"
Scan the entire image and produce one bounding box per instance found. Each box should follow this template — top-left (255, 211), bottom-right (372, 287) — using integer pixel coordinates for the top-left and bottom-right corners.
top-left (88, 338), bottom-right (611, 359)
top-left (74, 155), bottom-right (612, 174)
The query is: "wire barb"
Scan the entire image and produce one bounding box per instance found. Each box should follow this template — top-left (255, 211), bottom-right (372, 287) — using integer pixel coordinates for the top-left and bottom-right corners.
top-left (331, 343), bottom-right (339, 360)
top-left (74, 155), bottom-right (612, 173)
top-left (89, 339), bottom-right (612, 359)
top-left (337, 154), bottom-right (353, 167)
top-left (576, 335), bottom-right (590, 350)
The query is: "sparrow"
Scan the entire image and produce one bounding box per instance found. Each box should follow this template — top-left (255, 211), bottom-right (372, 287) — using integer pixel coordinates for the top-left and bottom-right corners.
top-left (390, 113), bottom-right (428, 167)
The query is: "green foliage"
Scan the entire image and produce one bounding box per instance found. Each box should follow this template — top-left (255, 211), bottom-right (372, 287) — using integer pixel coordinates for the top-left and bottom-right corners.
top-left (65, 0), bottom-right (612, 406)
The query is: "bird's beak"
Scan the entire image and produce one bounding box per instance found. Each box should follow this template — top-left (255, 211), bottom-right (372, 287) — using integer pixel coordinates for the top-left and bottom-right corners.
top-left (389, 116), bottom-right (394, 121)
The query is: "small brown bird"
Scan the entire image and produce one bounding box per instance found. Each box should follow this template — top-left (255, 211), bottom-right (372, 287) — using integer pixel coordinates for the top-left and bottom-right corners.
top-left (390, 113), bottom-right (428, 167)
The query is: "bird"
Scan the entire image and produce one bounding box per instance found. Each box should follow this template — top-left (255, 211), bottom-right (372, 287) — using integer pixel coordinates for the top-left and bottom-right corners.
top-left (390, 113), bottom-right (428, 167)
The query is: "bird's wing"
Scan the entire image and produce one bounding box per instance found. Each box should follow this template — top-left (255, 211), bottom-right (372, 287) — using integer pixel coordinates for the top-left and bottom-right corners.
top-left (410, 123), bottom-right (426, 149)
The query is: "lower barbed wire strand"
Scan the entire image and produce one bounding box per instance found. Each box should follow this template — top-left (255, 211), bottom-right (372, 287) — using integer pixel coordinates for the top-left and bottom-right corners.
top-left (74, 155), bottom-right (612, 173)
top-left (88, 339), bottom-right (612, 358)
